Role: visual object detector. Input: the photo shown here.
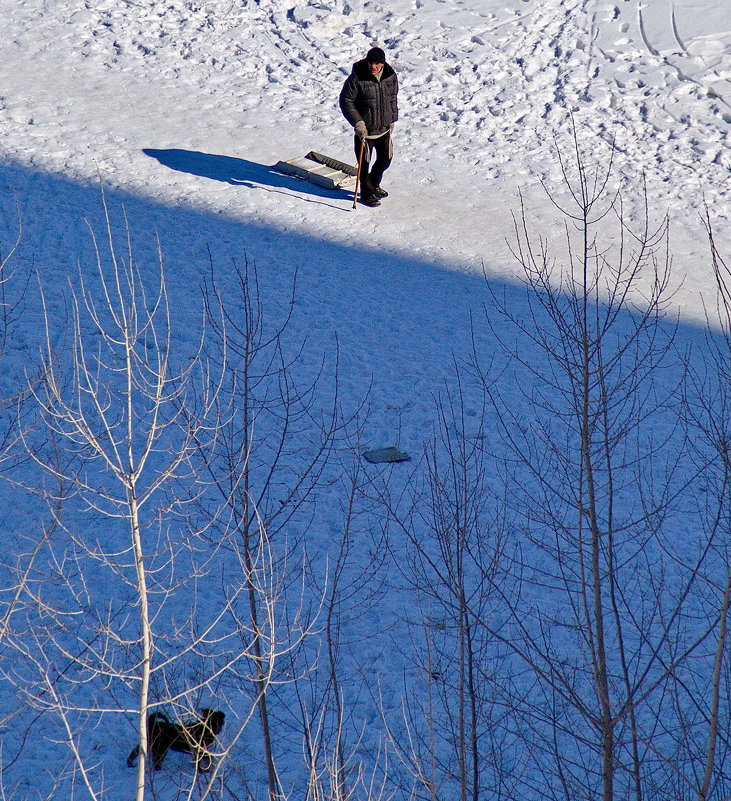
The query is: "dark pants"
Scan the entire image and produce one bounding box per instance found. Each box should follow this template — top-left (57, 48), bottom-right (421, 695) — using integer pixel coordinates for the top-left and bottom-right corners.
top-left (354, 132), bottom-right (392, 197)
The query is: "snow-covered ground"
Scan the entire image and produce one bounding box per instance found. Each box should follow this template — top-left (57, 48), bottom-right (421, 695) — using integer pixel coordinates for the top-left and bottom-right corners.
top-left (1, 0), bottom-right (728, 442)
top-left (2, 0), bottom-right (729, 306)
top-left (1, 0), bottom-right (730, 798)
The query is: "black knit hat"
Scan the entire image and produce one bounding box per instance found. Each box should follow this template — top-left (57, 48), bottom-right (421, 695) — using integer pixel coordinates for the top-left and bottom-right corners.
top-left (366, 47), bottom-right (386, 64)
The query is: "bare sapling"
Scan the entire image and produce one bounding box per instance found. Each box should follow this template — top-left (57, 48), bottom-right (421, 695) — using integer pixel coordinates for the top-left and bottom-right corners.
top-left (466, 124), bottom-right (711, 801)
top-left (677, 213), bottom-right (731, 800)
top-left (193, 257), bottom-right (354, 801)
top-left (7, 193), bottom-right (238, 801)
top-left (291, 443), bottom-right (390, 801)
top-left (377, 377), bottom-right (515, 801)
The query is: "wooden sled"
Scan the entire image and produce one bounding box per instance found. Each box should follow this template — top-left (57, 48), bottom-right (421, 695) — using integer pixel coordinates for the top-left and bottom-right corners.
top-left (274, 151), bottom-right (357, 190)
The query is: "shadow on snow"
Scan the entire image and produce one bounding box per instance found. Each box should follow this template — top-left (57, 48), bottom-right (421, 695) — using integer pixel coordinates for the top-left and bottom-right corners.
top-left (0, 155), bottom-right (721, 800)
top-left (143, 147), bottom-right (352, 209)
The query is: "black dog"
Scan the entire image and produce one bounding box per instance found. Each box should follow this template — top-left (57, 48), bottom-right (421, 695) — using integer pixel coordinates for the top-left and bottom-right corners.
top-left (127, 708), bottom-right (225, 771)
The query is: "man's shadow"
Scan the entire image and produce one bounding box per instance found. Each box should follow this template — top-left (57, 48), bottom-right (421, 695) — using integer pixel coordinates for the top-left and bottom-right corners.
top-left (143, 148), bottom-right (352, 209)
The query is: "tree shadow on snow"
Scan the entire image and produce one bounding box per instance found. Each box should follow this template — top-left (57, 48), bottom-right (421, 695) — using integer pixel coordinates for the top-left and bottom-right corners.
top-left (143, 148), bottom-right (352, 209)
top-left (0, 156), bottom-right (724, 801)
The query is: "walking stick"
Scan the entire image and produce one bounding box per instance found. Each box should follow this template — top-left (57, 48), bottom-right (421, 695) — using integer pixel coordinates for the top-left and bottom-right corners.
top-left (352, 136), bottom-right (367, 209)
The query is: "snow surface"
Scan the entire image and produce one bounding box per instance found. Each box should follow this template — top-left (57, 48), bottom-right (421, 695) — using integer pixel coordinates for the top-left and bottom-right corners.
top-left (2, 0), bottom-right (729, 313)
top-left (1, 0), bottom-right (730, 797)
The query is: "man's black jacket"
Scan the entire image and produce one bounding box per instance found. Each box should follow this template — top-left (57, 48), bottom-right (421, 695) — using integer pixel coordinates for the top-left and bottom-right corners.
top-left (339, 59), bottom-right (399, 136)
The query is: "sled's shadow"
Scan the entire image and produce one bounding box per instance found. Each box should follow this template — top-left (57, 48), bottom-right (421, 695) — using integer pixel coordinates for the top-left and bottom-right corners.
top-left (143, 148), bottom-right (352, 209)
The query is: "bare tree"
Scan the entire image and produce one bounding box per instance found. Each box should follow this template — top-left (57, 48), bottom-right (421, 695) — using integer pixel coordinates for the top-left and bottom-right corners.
top-left (2, 197), bottom-right (287, 801)
top-left (673, 214), bottom-right (731, 801)
top-left (0, 210), bottom-right (36, 647)
top-left (465, 129), bottom-right (713, 801)
top-left (193, 257), bottom-right (354, 801)
top-left (378, 378), bottom-right (516, 801)
top-left (0, 209), bottom-right (63, 790)
top-left (287, 442), bottom-right (391, 801)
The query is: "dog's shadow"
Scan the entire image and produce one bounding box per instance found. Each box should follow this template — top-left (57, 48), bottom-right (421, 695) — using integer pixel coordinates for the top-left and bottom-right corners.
top-left (143, 148), bottom-right (351, 207)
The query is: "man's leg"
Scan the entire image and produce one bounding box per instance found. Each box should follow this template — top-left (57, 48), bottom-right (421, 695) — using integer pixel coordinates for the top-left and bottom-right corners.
top-left (353, 136), bottom-right (376, 197)
top-left (368, 133), bottom-right (392, 192)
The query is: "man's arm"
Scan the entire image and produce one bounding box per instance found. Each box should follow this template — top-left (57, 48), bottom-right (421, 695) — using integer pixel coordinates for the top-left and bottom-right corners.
top-left (339, 75), bottom-right (362, 128)
top-left (390, 74), bottom-right (399, 122)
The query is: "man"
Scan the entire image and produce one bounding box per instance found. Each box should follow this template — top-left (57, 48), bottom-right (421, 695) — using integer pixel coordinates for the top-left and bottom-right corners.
top-left (339, 46), bottom-right (398, 207)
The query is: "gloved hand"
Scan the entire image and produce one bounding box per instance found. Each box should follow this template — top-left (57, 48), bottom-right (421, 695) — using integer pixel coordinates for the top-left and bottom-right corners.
top-left (354, 120), bottom-right (367, 139)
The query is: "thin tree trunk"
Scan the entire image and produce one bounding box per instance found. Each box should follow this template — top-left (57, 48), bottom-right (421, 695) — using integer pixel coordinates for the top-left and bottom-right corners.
top-left (326, 591), bottom-right (347, 801)
top-left (130, 489), bottom-right (151, 801)
top-left (458, 594), bottom-right (467, 801)
top-left (465, 619), bottom-right (480, 801)
top-left (241, 339), bottom-right (279, 801)
top-left (243, 504), bottom-right (279, 801)
top-left (698, 561), bottom-right (731, 801)
top-left (580, 207), bottom-right (613, 801)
